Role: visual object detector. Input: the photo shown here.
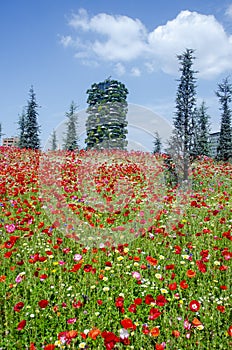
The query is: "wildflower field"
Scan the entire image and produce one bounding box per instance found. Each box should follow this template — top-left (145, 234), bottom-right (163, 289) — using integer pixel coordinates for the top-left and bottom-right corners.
top-left (0, 147), bottom-right (231, 350)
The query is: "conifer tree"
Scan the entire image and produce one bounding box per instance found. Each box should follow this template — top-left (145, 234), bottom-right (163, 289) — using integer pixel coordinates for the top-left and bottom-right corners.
top-left (192, 101), bottom-right (211, 157)
top-left (0, 123), bottom-right (3, 144)
top-left (50, 129), bottom-right (57, 151)
top-left (172, 48), bottom-right (198, 181)
top-left (18, 109), bottom-right (27, 148)
top-left (216, 77), bottom-right (232, 161)
top-left (63, 101), bottom-right (79, 151)
top-left (153, 131), bottom-right (162, 154)
top-left (19, 86), bottom-right (40, 149)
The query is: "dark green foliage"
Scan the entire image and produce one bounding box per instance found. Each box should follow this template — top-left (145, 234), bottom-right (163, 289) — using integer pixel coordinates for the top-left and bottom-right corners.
top-left (18, 109), bottom-right (27, 148)
top-left (163, 154), bottom-right (178, 187)
top-left (0, 123), bottom-right (3, 144)
top-left (63, 101), bottom-right (79, 151)
top-left (153, 131), bottom-right (162, 154)
top-left (50, 129), bottom-right (57, 151)
top-left (85, 77), bottom-right (128, 150)
top-left (216, 77), bottom-right (232, 161)
top-left (172, 48), bottom-right (198, 180)
top-left (192, 101), bottom-right (211, 157)
top-left (18, 86), bottom-right (40, 149)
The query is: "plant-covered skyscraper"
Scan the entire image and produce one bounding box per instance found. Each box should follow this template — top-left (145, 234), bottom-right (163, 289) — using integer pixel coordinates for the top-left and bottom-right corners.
top-left (85, 78), bottom-right (128, 149)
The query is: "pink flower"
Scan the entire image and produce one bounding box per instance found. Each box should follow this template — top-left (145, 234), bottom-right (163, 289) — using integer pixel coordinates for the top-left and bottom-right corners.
top-left (5, 224), bottom-right (16, 233)
top-left (58, 260), bottom-right (66, 265)
top-left (15, 273), bottom-right (25, 284)
top-left (67, 318), bottom-right (77, 324)
top-left (132, 271), bottom-right (141, 280)
top-left (73, 254), bottom-right (82, 261)
top-left (184, 319), bottom-right (191, 330)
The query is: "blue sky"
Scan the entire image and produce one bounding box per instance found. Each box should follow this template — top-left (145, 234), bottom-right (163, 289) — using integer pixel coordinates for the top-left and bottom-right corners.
top-left (1, 0), bottom-right (232, 150)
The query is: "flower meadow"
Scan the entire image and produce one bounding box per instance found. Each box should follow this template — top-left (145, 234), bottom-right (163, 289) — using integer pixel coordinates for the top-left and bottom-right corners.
top-left (0, 147), bottom-right (231, 350)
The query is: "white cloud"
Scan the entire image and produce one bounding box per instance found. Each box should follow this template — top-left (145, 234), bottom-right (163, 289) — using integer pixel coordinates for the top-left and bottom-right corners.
top-left (114, 63), bottom-right (126, 76)
top-left (145, 62), bottom-right (156, 73)
top-left (60, 35), bottom-right (74, 47)
top-left (225, 4), bottom-right (232, 18)
top-left (61, 8), bottom-right (232, 79)
top-left (131, 67), bottom-right (141, 77)
top-left (69, 8), bottom-right (90, 30)
top-left (66, 8), bottom-right (148, 61)
top-left (148, 10), bottom-right (232, 78)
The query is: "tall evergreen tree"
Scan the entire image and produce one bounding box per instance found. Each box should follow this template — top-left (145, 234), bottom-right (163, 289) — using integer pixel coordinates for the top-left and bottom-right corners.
top-left (86, 77), bottom-right (128, 150)
top-left (63, 101), bottom-right (79, 151)
top-left (18, 109), bottom-right (27, 148)
top-left (216, 77), bottom-right (232, 161)
top-left (50, 129), bottom-right (57, 151)
top-left (192, 101), bottom-right (211, 157)
top-left (0, 123), bottom-right (3, 144)
top-left (172, 48), bottom-right (198, 180)
top-left (153, 131), bottom-right (162, 154)
top-left (21, 86), bottom-right (40, 149)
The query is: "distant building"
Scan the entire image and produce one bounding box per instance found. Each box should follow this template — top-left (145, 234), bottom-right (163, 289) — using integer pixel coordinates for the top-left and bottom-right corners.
top-left (209, 132), bottom-right (220, 158)
top-left (2, 137), bottom-right (19, 147)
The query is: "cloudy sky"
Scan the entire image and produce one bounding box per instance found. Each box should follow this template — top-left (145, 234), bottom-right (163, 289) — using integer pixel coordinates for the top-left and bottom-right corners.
top-left (1, 0), bottom-right (232, 150)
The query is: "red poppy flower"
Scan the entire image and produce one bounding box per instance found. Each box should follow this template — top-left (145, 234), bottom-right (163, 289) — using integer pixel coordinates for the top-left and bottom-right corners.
top-left (180, 280), bottom-right (188, 289)
top-left (150, 327), bottom-right (160, 337)
top-left (115, 296), bottom-right (124, 308)
top-left (39, 274), bottom-right (48, 281)
top-left (4, 251), bottom-right (13, 258)
top-left (156, 295), bottom-right (168, 306)
top-left (38, 299), bottom-right (49, 308)
top-left (4, 241), bottom-right (15, 249)
top-left (155, 344), bottom-right (165, 350)
top-left (149, 307), bottom-right (161, 320)
top-left (174, 245), bottom-right (182, 254)
top-left (165, 264), bottom-right (175, 270)
top-left (121, 318), bottom-right (136, 330)
top-left (44, 345), bottom-right (55, 350)
top-left (217, 305), bottom-right (225, 313)
top-left (88, 328), bottom-right (101, 340)
top-left (145, 294), bottom-right (155, 305)
top-left (172, 330), bottom-right (180, 337)
top-left (146, 256), bottom-right (158, 266)
top-left (134, 297), bottom-right (142, 305)
top-left (228, 326), bottom-right (232, 337)
top-left (128, 303), bottom-right (137, 313)
top-left (189, 300), bottom-right (201, 312)
top-left (196, 260), bottom-right (207, 273)
top-left (14, 301), bottom-right (24, 312)
top-left (142, 325), bottom-right (150, 334)
top-left (83, 264), bottom-right (93, 272)
top-left (66, 330), bottom-right (78, 339)
top-left (69, 263), bottom-right (82, 272)
top-left (17, 319), bottom-right (26, 330)
top-left (186, 269), bottom-right (196, 278)
top-left (0, 275), bottom-right (6, 282)
top-left (220, 285), bottom-right (227, 290)
top-left (168, 282), bottom-right (177, 291)
top-left (101, 331), bottom-right (120, 350)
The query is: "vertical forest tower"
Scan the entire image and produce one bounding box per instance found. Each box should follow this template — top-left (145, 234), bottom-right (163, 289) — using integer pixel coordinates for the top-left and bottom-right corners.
top-left (85, 78), bottom-right (128, 149)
